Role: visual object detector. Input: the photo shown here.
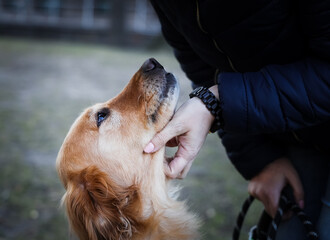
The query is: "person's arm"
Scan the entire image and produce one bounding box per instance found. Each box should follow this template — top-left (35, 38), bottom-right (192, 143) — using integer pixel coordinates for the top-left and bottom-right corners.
top-left (218, 0), bottom-right (330, 133)
top-left (225, 0), bottom-right (330, 217)
top-left (217, 58), bottom-right (330, 134)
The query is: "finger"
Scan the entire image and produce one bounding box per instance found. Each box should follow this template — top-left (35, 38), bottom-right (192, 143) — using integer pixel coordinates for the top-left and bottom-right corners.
top-left (144, 122), bottom-right (183, 153)
top-left (164, 156), bottom-right (188, 179)
top-left (286, 170), bottom-right (304, 209)
top-left (178, 160), bottom-right (193, 179)
top-left (256, 192), bottom-right (277, 218)
top-left (144, 131), bottom-right (171, 153)
top-left (268, 195), bottom-right (280, 218)
top-left (248, 184), bottom-right (279, 218)
top-left (247, 182), bottom-right (255, 196)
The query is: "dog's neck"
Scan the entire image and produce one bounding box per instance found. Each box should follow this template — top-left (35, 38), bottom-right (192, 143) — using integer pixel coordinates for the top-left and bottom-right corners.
top-left (139, 184), bottom-right (200, 240)
top-left (137, 150), bottom-right (200, 240)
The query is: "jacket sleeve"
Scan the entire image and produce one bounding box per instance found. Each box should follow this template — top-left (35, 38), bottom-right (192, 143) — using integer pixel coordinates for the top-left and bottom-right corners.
top-left (216, 0), bottom-right (330, 178)
top-left (218, 61), bottom-right (330, 178)
top-left (218, 130), bottom-right (285, 180)
top-left (217, 57), bottom-right (330, 134)
top-left (217, 0), bottom-right (330, 134)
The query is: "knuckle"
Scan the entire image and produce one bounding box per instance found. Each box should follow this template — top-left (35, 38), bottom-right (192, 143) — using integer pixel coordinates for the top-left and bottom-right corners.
top-left (183, 143), bottom-right (199, 159)
top-left (247, 183), bottom-right (259, 197)
top-left (167, 173), bottom-right (177, 179)
top-left (171, 121), bottom-right (185, 134)
top-left (164, 168), bottom-right (176, 179)
top-left (171, 170), bottom-right (182, 179)
top-left (248, 186), bottom-right (256, 196)
top-left (294, 189), bottom-right (304, 199)
top-left (254, 187), bottom-right (271, 201)
top-left (153, 133), bottom-right (167, 146)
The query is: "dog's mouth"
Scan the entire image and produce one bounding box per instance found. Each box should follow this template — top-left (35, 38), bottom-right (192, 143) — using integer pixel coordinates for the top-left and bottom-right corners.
top-left (162, 71), bottom-right (179, 114)
top-left (163, 72), bottom-right (178, 99)
top-left (141, 58), bottom-right (179, 123)
top-left (150, 71), bottom-right (179, 123)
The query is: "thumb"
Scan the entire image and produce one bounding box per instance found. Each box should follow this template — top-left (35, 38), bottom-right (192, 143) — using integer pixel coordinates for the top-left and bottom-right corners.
top-left (164, 156), bottom-right (189, 179)
top-left (164, 141), bottom-right (195, 178)
top-left (286, 169), bottom-right (304, 209)
top-left (144, 123), bottom-right (180, 153)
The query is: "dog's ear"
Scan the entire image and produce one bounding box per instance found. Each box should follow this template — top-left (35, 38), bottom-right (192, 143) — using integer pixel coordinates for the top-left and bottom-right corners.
top-left (63, 166), bottom-right (145, 240)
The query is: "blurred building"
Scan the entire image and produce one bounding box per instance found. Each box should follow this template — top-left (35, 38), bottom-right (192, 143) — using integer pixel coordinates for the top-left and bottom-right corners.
top-left (0, 0), bottom-right (161, 46)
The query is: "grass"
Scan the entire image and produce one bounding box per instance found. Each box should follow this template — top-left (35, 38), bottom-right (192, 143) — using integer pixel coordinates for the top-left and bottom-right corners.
top-left (0, 36), bottom-right (262, 240)
top-left (0, 157), bottom-right (69, 240)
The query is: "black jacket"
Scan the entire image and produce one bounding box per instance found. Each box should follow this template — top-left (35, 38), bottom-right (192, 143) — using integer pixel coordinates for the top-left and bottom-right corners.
top-left (150, 0), bottom-right (330, 179)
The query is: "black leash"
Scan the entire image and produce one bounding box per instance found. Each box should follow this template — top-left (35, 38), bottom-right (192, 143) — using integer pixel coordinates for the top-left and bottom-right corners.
top-left (233, 195), bottom-right (255, 240)
top-left (233, 195), bottom-right (319, 240)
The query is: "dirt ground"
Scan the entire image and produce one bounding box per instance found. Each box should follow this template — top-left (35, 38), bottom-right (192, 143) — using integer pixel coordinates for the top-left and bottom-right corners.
top-left (0, 37), bottom-right (262, 240)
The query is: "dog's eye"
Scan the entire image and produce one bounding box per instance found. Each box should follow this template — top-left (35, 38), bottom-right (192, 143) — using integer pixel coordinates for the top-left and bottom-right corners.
top-left (96, 108), bottom-right (110, 127)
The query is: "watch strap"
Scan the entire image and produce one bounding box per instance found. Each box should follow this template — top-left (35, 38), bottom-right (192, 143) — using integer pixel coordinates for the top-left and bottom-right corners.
top-left (189, 86), bottom-right (224, 132)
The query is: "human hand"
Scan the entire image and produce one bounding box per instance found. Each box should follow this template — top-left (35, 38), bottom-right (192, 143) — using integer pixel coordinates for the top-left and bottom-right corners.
top-left (248, 157), bottom-right (304, 218)
top-left (144, 96), bottom-right (214, 178)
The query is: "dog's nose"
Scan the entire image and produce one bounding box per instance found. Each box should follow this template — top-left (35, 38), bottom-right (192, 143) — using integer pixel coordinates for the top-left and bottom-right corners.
top-left (142, 58), bottom-right (164, 72)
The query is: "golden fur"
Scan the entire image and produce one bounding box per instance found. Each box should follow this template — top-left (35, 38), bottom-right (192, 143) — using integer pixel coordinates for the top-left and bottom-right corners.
top-left (56, 59), bottom-right (200, 240)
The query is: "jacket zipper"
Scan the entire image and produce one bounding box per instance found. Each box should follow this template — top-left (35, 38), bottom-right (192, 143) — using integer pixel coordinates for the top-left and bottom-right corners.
top-left (195, 0), bottom-right (238, 73)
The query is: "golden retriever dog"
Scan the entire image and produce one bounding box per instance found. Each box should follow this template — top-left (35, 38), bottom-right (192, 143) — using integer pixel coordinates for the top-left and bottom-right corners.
top-left (56, 58), bottom-right (200, 240)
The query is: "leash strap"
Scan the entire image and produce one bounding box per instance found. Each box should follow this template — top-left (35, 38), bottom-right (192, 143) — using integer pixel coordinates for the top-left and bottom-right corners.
top-left (233, 195), bottom-right (319, 240)
top-left (233, 195), bottom-right (255, 240)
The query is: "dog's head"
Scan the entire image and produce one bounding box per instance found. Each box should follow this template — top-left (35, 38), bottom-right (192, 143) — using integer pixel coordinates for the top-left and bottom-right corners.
top-left (56, 58), bottom-right (180, 240)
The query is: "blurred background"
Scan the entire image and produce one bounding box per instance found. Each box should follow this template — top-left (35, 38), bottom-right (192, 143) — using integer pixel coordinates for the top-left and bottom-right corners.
top-left (0, 1), bottom-right (263, 239)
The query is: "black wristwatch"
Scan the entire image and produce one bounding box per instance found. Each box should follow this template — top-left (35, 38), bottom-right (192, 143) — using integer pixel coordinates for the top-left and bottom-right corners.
top-left (189, 86), bottom-right (224, 133)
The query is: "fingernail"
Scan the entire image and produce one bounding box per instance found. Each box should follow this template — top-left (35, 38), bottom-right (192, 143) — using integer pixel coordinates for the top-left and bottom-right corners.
top-left (144, 142), bottom-right (154, 153)
top-left (299, 200), bottom-right (304, 209)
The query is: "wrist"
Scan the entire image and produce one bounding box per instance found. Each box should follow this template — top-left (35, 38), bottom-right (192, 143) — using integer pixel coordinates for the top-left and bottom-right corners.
top-left (190, 97), bottom-right (215, 125)
top-left (208, 85), bottom-right (219, 100)
top-left (189, 86), bottom-right (223, 132)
